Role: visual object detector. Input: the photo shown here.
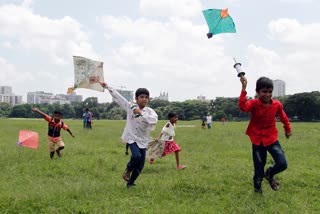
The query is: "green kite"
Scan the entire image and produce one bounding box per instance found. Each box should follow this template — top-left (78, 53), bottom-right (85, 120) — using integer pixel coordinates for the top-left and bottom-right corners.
top-left (202, 8), bottom-right (236, 38)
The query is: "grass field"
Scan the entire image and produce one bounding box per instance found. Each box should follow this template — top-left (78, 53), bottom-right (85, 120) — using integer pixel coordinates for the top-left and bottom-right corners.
top-left (0, 119), bottom-right (319, 213)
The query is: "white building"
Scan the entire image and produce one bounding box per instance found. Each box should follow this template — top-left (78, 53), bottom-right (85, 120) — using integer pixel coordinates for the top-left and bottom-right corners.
top-left (197, 95), bottom-right (206, 102)
top-left (0, 86), bottom-right (12, 94)
top-left (113, 89), bottom-right (134, 102)
top-left (56, 92), bottom-right (83, 103)
top-left (272, 79), bottom-right (286, 97)
top-left (0, 86), bottom-right (22, 105)
top-left (154, 92), bottom-right (169, 101)
top-left (27, 91), bottom-right (54, 104)
top-left (27, 91), bottom-right (73, 104)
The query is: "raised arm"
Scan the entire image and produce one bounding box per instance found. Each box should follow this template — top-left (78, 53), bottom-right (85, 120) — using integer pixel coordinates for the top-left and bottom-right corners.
top-left (100, 82), bottom-right (130, 110)
top-left (32, 107), bottom-right (48, 118)
top-left (238, 76), bottom-right (253, 112)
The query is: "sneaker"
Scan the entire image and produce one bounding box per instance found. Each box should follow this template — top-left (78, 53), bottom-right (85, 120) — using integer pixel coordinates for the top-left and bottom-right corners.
top-left (127, 183), bottom-right (136, 188)
top-left (50, 151), bottom-right (55, 159)
top-left (254, 188), bottom-right (263, 194)
top-left (56, 150), bottom-right (62, 158)
top-left (149, 158), bottom-right (154, 164)
top-left (176, 165), bottom-right (186, 170)
top-left (122, 169), bottom-right (131, 182)
top-left (264, 168), bottom-right (280, 191)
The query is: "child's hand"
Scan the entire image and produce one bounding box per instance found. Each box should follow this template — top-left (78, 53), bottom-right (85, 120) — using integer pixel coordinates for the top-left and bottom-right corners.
top-left (240, 76), bottom-right (247, 91)
top-left (32, 107), bottom-right (38, 112)
top-left (285, 132), bottom-right (292, 139)
top-left (133, 108), bottom-right (141, 115)
top-left (100, 82), bottom-right (107, 88)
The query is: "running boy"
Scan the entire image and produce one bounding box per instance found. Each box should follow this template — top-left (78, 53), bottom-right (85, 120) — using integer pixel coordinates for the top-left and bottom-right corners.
top-left (32, 108), bottom-right (75, 159)
top-left (100, 82), bottom-right (158, 188)
top-left (238, 76), bottom-right (292, 193)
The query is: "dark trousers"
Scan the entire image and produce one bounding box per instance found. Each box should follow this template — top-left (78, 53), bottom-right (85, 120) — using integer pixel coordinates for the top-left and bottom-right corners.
top-left (252, 141), bottom-right (288, 189)
top-left (127, 143), bottom-right (146, 185)
top-left (86, 121), bottom-right (92, 129)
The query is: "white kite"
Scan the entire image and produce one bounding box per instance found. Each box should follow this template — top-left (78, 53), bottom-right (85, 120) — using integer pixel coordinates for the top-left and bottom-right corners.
top-left (67, 56), bottom-right (105, 94)
top-left (146, 139), bottom-right (165, 159)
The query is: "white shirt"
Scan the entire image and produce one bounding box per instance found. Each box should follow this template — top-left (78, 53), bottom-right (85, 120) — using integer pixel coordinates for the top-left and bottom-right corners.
top-left (206, 115), bottom-right (212, 124)
top-left (161, 122), bottom-right (175, 142)
top-left (106, 86), bottom-right (158, 148)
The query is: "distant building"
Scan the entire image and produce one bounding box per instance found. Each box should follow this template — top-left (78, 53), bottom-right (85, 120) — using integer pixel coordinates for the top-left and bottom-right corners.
top-left (154, 92), bottom-right (169, 101)
top-left (0, 86), bottom-right (12, 94)
top-left (56, 92), bottom-right (83, 103)
top-left (0, 86), bottom-right (22, 105)
top-left (27, 91), bottom-right (54, 104)
top-left (113, 89), bottom-right (134, 102)
top-left (272, 79), bottom-right (286, 97)
top-left (27, 91), bottom-right (81, 105)
top-left (197, 95), bottom-right (206, 102)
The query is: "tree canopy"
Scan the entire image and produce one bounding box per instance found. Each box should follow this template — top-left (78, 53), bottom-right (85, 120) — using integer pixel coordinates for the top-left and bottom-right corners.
top-left (1, 91), bottom-right (320, 121)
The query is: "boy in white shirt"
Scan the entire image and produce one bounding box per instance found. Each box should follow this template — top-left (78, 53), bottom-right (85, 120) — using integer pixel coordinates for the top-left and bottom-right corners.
top-left (100, 82), bottom-right (158, 188)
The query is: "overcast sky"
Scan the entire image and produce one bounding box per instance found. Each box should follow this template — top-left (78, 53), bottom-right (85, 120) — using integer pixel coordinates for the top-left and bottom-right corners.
top-left (0, 0), bottom-right (319, 103)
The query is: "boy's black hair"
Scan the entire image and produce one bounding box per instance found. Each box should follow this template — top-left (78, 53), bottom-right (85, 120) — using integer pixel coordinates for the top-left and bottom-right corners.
top-left (85, 108), bottom-right (89, 111)
top-left (256, 77), bottom-right (273, 92)
top-left (135, 88), bottom-right (150, 98)
top-left (53, 110), bottom-right (63, 116)
top-left (168, 112), bottom-right (178, 119)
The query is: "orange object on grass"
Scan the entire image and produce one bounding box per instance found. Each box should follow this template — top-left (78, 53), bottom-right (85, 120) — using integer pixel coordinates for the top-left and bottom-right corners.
top-left (17, 130), bottom-right (39, 149)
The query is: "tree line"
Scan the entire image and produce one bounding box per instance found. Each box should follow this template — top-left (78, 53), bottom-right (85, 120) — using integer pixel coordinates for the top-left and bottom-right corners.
top-left (1, 91), bottom-right (319, 121)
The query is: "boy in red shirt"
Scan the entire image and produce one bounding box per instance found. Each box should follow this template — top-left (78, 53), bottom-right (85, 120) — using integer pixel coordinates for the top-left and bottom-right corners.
top-left (32, 108), bottom-right (75, 159)
top-left (238, 76), bottom-right (292, 193)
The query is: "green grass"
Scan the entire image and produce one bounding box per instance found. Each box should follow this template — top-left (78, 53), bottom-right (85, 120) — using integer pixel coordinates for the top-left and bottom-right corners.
top-left (0, 119), bottom-right (319, 213)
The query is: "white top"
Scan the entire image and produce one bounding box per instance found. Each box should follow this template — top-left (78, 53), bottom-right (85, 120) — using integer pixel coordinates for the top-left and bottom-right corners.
top-left (106, 86), bottom-right (158, 148)
top-left (206, 115), bottom-right (212, 124)
top-left (161, 122), bottom-right (175, 142)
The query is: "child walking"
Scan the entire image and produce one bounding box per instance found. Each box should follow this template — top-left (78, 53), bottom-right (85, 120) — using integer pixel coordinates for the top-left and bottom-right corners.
top-left (32, 108), bottom-right (75, 159)
top-left (238, 76), bottom-right (292, 193)
top-left (151, 112), bottom-right (186, 170)
top-left (100, 82), bottom-right (158, 188)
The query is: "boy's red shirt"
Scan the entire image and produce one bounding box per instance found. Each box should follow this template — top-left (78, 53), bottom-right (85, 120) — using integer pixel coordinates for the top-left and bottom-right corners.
top-left (239, 90), bottom-right (291, 147)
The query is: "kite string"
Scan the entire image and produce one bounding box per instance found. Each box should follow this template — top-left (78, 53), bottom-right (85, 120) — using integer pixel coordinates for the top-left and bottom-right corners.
top-left (212, 17), bottom-right (223, 33)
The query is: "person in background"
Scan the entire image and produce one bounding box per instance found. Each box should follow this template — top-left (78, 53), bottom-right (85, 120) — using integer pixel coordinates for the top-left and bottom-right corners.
top-left (85, 108), bottom-right (93, 129)
top-left (206, 114), bottom-right (212, 129)
top-left (82, 110), bottom-right (87, 129)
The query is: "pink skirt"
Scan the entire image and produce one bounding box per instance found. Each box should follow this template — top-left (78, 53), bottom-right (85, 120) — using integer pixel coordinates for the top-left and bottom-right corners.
top-left (162, 140), bottom-right (181, 156)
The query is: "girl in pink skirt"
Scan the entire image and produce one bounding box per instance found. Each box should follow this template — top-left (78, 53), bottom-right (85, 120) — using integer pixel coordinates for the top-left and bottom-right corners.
top-left (150, 112), bottom-right (186, 170)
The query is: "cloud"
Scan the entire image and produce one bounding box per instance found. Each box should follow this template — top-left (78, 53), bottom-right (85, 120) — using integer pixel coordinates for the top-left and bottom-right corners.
top-left (139, 0), bottom-right (203, 18)
top-left (98, 14), bottom-right (240, 101)
top-left (280, 0), bottom-right (314, 3)
top-left (0, 57), bottom-right (33, 88)
top-left (269, 18), bottom-right (320, 49)
top-left (21, 0), bottom-right (33, 9)
top-left (245, 18), bottom-right (320, 95)
top-left (0, 3), bottom-right (97, 65)
top-left (0, 2), bottom-right (103, 102)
